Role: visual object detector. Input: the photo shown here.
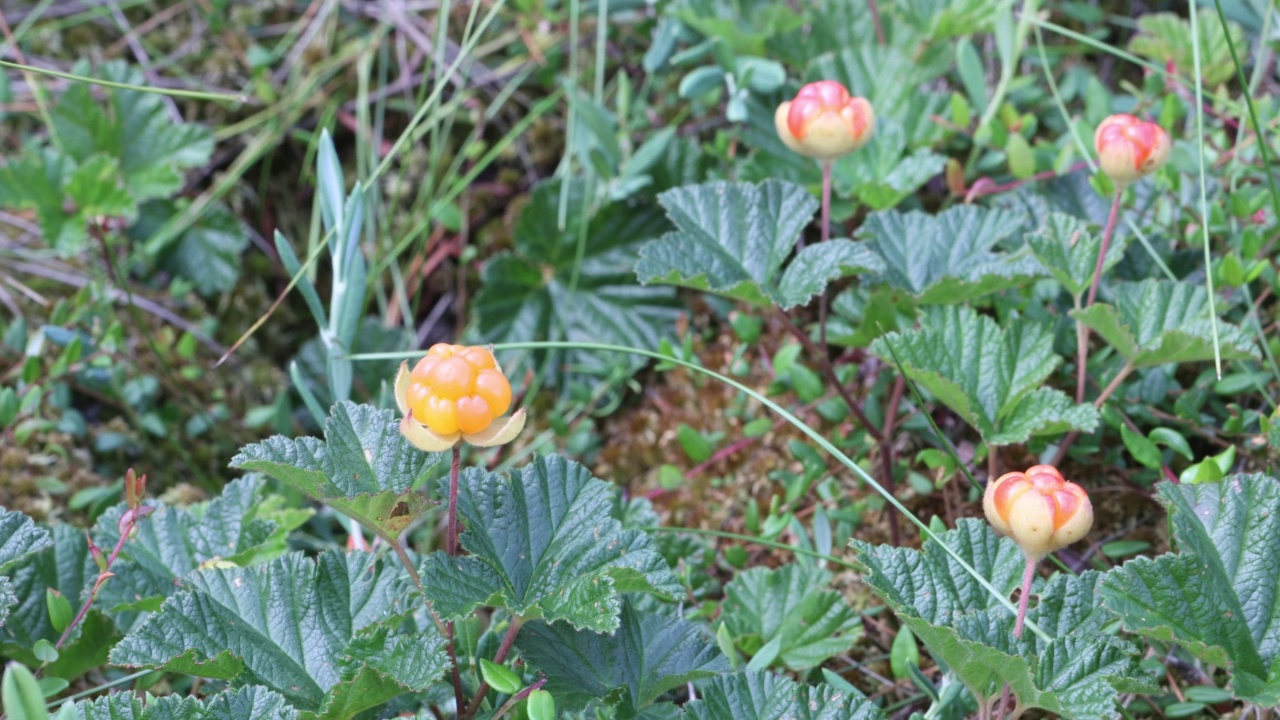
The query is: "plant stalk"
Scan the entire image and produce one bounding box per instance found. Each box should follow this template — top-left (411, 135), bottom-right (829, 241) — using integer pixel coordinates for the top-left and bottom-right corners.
top-left (820, 160), bottom-right (833, 244)
top-left (448, 445), bottom-right (461, 556)
top-left (1014, 553), bottom-right (1037, 638)
top-left (462, 618), bottom-right (523, 718)
top-left (774, 310), bottom-right (883, 443)
top-left (866, 0), bottom-right (886, 44)
top-left (1075, 192), bottom-right (1122, 405)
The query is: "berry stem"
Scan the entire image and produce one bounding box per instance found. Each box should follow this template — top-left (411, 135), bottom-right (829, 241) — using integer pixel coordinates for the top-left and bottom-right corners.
top-left (1014, 553), bottom-right (1037, 639)
top-left (1075, 191), bottom-right (1122, 404)
top-left (820, 160), bottom-right (833, 244)
top-left (447, 445), bottom-right (461, 557)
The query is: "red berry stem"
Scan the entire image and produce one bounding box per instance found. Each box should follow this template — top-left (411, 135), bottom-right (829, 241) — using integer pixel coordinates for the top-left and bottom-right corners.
top-left (1014, 553), bottom-right (1037, 639)
top-left (447, 445), bottom-right (461, 557)
top-left (820, 160), bottom-right (833, 245)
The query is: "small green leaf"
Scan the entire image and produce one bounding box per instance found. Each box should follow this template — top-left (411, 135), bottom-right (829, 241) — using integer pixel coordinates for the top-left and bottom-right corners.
top-left (1071, 280), bottom-right (1258, 367)
top-left (479, 659), bottom-right (522, 695)
top-left (1006, 134), bottom-right (1035, 179)
top-left (32, 639), bottom-right (58, 664)
top-left (1100, 540), bottom-right (1151, 558)
top-left (45, 589), bottom-right (72, 634)
top-left (1120, 424), bottom-right (1162, 470)
top-left (891, 626), bottom-right (920, 679)
top-left (1148, 428), bottom-right (1193, 461)
top-left (2, 662), bottom-right (46, 720)
top-left (525, 689), bottom-right (556, 720)
top-left (832, 121), bottom-right (946, 211)
top-left (871, 306), bottom-right (1098, 445)
top-left (636, 180), bottom-right (883, 309)
top-left (230, 401), bottom-right (440, 542)
top-left (678, 425), bottom-right (714, 463)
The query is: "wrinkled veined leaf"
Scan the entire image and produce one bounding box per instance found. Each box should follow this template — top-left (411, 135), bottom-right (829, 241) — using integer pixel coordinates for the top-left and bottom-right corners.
top-left (516, 598), bottom-right (728, 715)
top-left (110, 550), bottom-right (448, 718)
top-left (683, 671), bottom-right (884, 720)
top-left (636, 180), bottom-right (882, 309)
top-left (471, 177), bottom-right (680, 389)
top-left (1100, 475), bottom-right (1280, 705)
top-left (0, 506), bottom-right (48, 628)
top-left (870, 306), bottom-right (1098, 445)
top-left (51, 60), bottom-right (213, 202)
top-left (1, 524), bottom-right (114, 679)
top-left (419, 455), bottom-right (681, 632)
top-left (851, 520), bottom-right (1149, 719)
top-left (0, 147), bottom-right (134, 254)
top-left (128, 200), bottom-right (250, 297)
top-left (230, 401), bottom-right (440, 542)
top-left (92, 476), bottom-right (311, 612)
top-left (832, 121), bottom-right (947, 212)
top-left (1027, 213), bottom-right (1129, 299)
top-left (1071, 280), bottom-right (1258, 367)
top-left (720, 564), bottom-right (861, 671)
top-left (72, 686), bottom-right (298, 719)
top-left (854, 206), bottom-right (1041, 305)
top-left (1129, 12), bottom-right (1246, 86)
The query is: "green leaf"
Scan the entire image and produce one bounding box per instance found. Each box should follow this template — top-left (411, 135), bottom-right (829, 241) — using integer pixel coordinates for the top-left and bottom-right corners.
top-left (0, 507), bottom-right (52, 574)
top-left (2, 662), bottom-right (46, 720)
top-left (683, 671), bottom-right (884, 720)
top-left (636, 180), bottom-right (882, 309)
top-left (851, 520), bottom-right (1149, 719)
top-left (832, 121), bottom-right (947, 211)
top-left (73, 686), bottom-right (299, 719)
top-left (230, 401), bottom-right (441, 542)
top-left (0, 147), bottom-right (133, 254)
top-left (870, 306), bottom-right (1098, 445)
top-left (1026, 213), bottom-right (1128, 299)
top-left (129, 200), bottom-right (249, 297)
top-left (1100, 474), bottom-right (1280, 705)
top-left (897, 0), bottom-right (1003, 37)
top-left (92, 477), bottom-right (310, 612)
top-left (471, 178), bottom-right (679, 389)
top-left (51, 60), bottom-right (213, 202)
top-left (419, 456), bottom-right (681, 631)
top-left (721, 564), bottom-right (861, 671)
top-left (1128, 12), bottom-right (1246, 86)
top-left (109, 550), bottom-right (449, 718)
top-left (516, 598), bottom-right (728, 716)
top-left (854, 206), bottom-right (1042, 305)
top-left (1071, 280), bottom-right (1259, 367)
top-left (0, 523), bottom-right (114, 680)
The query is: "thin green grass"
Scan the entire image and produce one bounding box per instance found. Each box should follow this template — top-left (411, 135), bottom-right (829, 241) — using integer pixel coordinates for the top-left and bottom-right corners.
top-left (1188, 0), bottom-right (1225, 378)
top-left (0, 59), bottom-right (247, 102)
top-left (352, 340), bottom-right (1055, 643)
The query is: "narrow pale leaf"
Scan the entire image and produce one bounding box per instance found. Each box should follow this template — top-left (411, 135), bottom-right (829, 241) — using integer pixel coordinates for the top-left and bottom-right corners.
top-left (721, 564), bottom-right (862, 670)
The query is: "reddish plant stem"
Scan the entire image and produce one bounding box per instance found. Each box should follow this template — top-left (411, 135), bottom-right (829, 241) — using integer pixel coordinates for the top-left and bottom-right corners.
top-left (1086, 191), bottom-right (1123, 309)
top-left (774, 310), bottom-right (883, 444)
top-left (491, 677), bottom-right (548, 720)
top-left (54, 510), bottom-right (146, 651)
top-left (880, 374), bottom-right (906, 547)
top-left (1054, 359), bottom-right (1137, 464)
top-left (1014, 554), bottom-right (1037, 639)
top-left (820, 161), bottom-right (833, 245)
top-left (445, 445), bottom-right (466, 714)
top-left (462, 618), bottom-right (523, 718)
top-left (866, 0), bottom-right (886, 45)
top-left (447, 445), bottom-right (461, 556)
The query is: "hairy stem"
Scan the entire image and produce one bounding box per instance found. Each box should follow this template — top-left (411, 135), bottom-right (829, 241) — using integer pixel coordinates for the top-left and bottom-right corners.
top-left (880, 373), bottom-right (906, 546)
top-left (1085, 191), bottom-right (1123, 307)
top-left (490, 677), bottom-right (547, 720)
top-left (1093, 360), bottom-right (1136, 409)
top-left (1014, 553), bottom-right (1037, 639)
